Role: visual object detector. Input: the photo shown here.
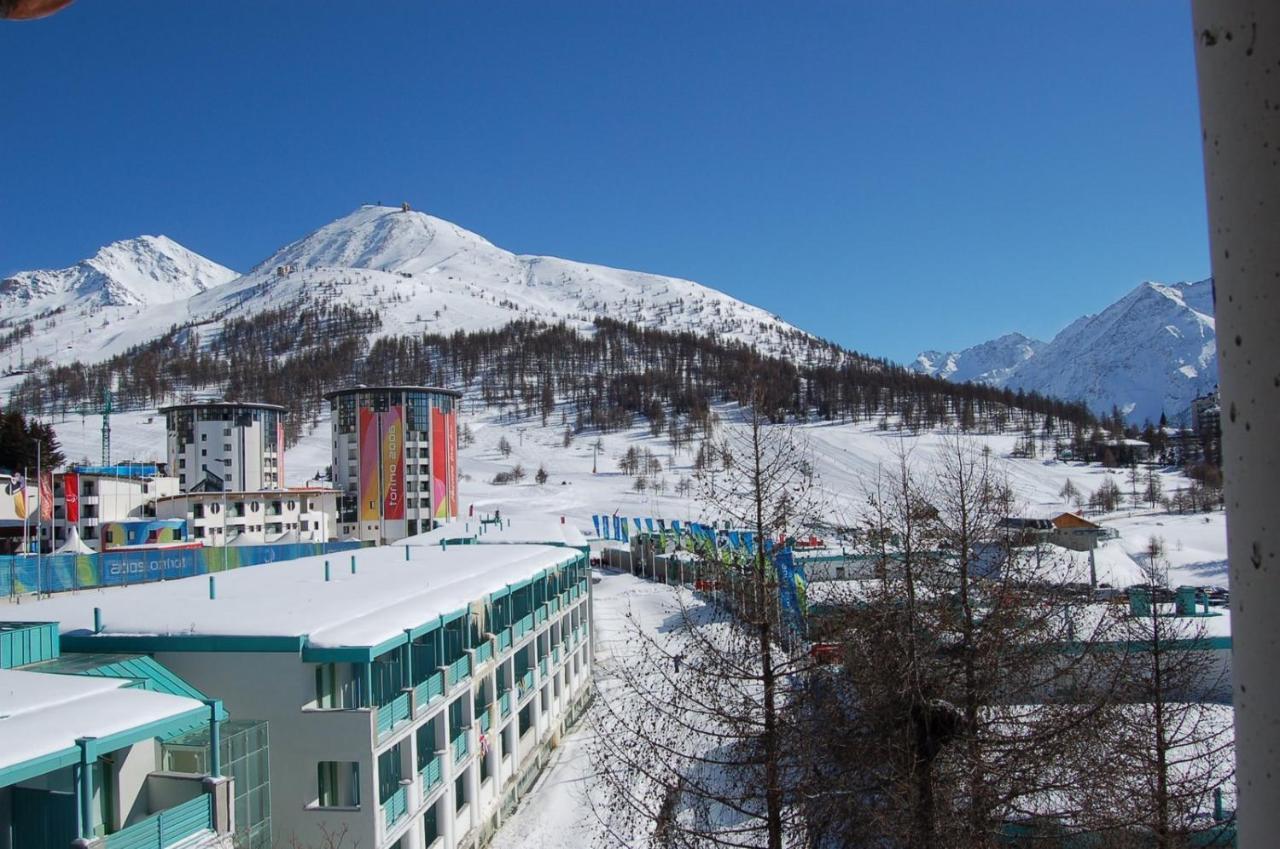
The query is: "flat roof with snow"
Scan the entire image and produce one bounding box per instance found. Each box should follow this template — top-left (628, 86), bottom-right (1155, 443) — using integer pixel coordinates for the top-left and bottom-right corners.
top-left (0, 544), bottom-right (583, 659)
top-left (401, 518), bottom-right (588, 551)
top-left (0, 669), bottom-right (207, 786)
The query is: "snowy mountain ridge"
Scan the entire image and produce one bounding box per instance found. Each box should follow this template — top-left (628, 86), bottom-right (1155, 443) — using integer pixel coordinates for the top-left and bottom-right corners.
top-left (912, 279), bottom-right (1216, 423)
top-left (0, 235), bottom-right (238, 316)
top-left (2, 206), bottom-right (824, 372)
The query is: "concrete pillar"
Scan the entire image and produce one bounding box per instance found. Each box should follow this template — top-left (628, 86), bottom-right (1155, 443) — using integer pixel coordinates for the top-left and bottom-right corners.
top-left (436, 717), bottom-right (455, 849)
top-left (1191, 1), bottom-right (1280, 842)
top-left (75, 737), bottom-right (95, 840)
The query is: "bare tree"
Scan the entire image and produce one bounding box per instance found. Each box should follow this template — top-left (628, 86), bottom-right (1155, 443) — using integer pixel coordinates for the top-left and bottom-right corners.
top-left (797, 439), bottom-right (1126, 849)
top-left (1081, 537), bottom-right (1235, 848)
top-left (590, 394), bottom-right (819, 849)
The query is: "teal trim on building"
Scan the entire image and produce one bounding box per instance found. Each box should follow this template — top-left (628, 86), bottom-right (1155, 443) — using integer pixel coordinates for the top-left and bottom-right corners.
top-left (0, 622), bottom-right (60, 668)
top-left (60, 634), bottom-right (306, 654)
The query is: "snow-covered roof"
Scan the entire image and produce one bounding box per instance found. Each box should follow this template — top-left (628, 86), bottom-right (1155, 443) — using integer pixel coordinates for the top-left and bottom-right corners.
top-left (401, 518), bottom-right (589, 550)
top-left (0, 668), bottom-right (205, 779)
top-left (1, 544), bottom-right (580, 650)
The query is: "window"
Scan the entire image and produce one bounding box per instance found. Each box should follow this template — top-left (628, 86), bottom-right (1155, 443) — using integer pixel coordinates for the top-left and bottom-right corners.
top-left (454, 774), bottom-right (466, 813)
top-left (194, 526), bottom-right (205, 538)
top-left (201, 433), bottom-right (208, 442)
top-left (316, 761), bottom-right (360, 808)
top-left (223, 443), bottom-right (232, 451)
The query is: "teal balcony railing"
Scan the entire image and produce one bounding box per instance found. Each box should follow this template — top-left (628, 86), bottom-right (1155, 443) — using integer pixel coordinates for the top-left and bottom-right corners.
top-left (553, 645), bottom-right (561, 663)
top-left (103, 793), bottom-right (211, 849)
top-left (499, 691), bottom-right (512, 716)
top-left (474, 639), bottom-right (493, 665)
top-left (382, 784), bottom-right (408, 829)
top-left (513, 614), bottom-right (534, 639)
top-left (517, 669), bottom-right (534, 700)
top-left (451, 733), bottom-right (468, 763)
top-left (447, 655), bottom-right (471, 688)
top-left (420, 756), bottom-right (442, 793)
top-left (414, 671), bottom-right (444, 709)
top-left (376, 691), bottom-right (412, 738)
top-left (496, 628), bottom-right (512, 652)
top-left (478, 709), bottom-right (491, 733)
top-left (539, 657), bottom-right (548, 677)
top-left (547, 597), bottom-right (561, 615)
top-left (535, 606), bottom-right (548, 625)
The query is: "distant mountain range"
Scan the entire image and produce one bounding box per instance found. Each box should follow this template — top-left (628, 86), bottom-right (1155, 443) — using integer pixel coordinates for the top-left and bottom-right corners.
top-left (0, 205), bottom-right (825, 373)
top-left (912, 279), bottom-right (1217, 424)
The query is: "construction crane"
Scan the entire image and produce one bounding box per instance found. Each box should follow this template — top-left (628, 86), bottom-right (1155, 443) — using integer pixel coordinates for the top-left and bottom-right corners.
top-left (76, 387), bottom-right (113, 466)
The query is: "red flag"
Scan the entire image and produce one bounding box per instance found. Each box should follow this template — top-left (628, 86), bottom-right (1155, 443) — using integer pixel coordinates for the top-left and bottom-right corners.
top-left (64, 471), bottom-right (80, 524)
top-left (39, 472), bottom-right (53, 522)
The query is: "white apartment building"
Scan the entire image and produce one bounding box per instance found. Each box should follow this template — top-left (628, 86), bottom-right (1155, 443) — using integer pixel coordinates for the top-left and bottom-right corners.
top-left (52, 466), bottom-right (181, 551)
top-left (9, 541), bottom-right (594, 849)
top-left (162, 402), bottom-right (287, 493)
top-left (153, 488), bottom-right (340, 545)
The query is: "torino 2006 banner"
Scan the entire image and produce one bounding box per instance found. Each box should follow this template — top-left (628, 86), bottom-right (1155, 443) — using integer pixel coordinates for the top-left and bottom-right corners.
top-left (359, 406), bottom-right (406, 522)
top-left (431, 407), bottom-right (458, 519)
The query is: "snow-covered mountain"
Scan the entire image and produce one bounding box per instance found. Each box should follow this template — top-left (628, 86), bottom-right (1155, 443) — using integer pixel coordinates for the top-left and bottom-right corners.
top-left (914, 332), bottom-right (1044, 384)
top-left (1, 206), bottom-right (821, 371)
top-left (195, 205), bottom-right (813, 354)
top-left (0, 236), bottom-right (237, 318)
top-left (912, 280), bottom-right (1216, 423)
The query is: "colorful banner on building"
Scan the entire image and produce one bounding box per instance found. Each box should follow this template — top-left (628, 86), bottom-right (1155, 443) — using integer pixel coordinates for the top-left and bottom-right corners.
top-left (39, 472), bottom-right (53, 523)
top-left (64, 471), bottom-right (80, 524)
top-left (359, 408), bottom-right (381, 521)
top-left (381, 405), bottom-right (405, 521)
top-left (431, 406), bottom-right (458, 520)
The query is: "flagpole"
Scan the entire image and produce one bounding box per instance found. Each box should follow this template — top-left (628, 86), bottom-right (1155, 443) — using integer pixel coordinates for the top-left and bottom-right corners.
top-left (35, 438), bottom-right (42, 597)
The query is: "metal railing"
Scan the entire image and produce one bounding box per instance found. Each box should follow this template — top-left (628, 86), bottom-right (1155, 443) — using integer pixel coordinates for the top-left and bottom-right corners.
top-left (376, 691), bottom-right (412, 738)
top-left (451, 733), bottom-right (468, 763)
top-left (447, 655), bottom-right (471, 688)
top-left (420, 756), bottom-right (442, 793)
top-left (474, 639), bottom-right (493, 665)
top-left (414, 671), bottom-right (444, 709)
top-left (382, 784), bottom-right (408, 829)
top-left (103, 793), bottom-right (212, 849)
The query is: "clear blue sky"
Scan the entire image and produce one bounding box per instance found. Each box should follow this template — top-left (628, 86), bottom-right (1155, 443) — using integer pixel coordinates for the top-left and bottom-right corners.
top-left (0, 1), bottom-right (1209, 363)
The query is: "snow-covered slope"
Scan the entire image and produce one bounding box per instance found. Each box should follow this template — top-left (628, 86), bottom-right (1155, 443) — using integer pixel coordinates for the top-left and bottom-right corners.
top-left (194, 205), bottom-right (813, 355)
top-left (2, 206), bottom-right (822, 374)
top-left (912, 280), bottom-right (1216, 423)
top-left (914, 332), bottom-right (1044, 384)
top-left (0, 236), bottom-right (237, 318)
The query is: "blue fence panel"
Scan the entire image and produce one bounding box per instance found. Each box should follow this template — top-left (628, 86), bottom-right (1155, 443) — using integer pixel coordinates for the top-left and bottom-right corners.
top-left (0, 540), bottom-right (365, 597)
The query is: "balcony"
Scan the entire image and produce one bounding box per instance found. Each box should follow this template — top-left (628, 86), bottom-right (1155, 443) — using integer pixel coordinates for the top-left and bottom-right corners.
top-left (499, 691), bottom-right (512, 717)
top-left (414, 671), bottom-right (444, 709)
top-left (102, 793), bottom-right (212, 849)
top-left (451, 733), bottom-right (468, 764)
top-left (495, 629), bottom-right (512, 652)
top-left (375, 691), bottom-right (412, 739)
top-left (517, 669), bottom-right (534, 701)
top-left (474, 639), bottom-right (493, 666)
top-left (446, 656), bottom-right (471, 689)
top-left (382, 784), bottom-right (408, 830)
top-left (538, 657), bottom-right (548, 678)
top-left (420, 755), bottom-right (442, 795)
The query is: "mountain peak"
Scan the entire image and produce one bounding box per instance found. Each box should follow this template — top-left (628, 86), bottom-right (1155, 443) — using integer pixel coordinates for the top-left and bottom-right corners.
top-left (0, 234), bottom-right (238, 317)
top-left (912, 277), bottom-right (1216, 422)
top-left (257, 205), bottom-right (497, 275)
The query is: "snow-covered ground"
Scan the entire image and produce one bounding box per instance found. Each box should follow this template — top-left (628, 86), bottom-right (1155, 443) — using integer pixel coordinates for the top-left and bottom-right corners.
top-left (489, 568), bottom-right (684, 849)
top-left (42, 399), bottom-right (1228, 590)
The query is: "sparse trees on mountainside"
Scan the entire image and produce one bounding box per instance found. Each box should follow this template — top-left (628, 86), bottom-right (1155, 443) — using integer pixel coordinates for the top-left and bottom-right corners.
top-left (7, 305), bottom-right (1095, 453)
